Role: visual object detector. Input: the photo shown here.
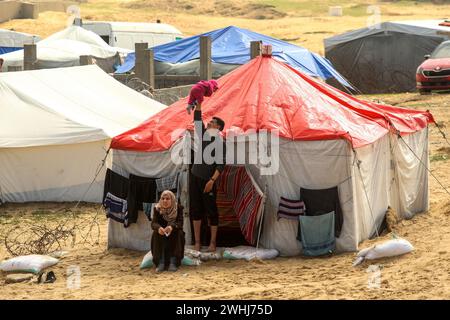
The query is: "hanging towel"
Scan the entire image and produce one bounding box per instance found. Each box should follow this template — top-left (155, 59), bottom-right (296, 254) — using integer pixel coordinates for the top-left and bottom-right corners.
top-left (104, 192), bottom-right (127, 213)
top-left (104, 192), bottom-right (128, 223)
top-left (277, 197), bottom-right (305, 221)
top-left (103, 169), bottom-right (129, 224)
top-left (299, 186), bottom-right (343, 237)
top-left (299, 211), bottom-right (335, 256)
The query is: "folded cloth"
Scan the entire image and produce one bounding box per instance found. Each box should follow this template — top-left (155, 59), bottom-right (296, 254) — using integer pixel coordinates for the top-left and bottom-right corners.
top-left (298, 211), bottom-right (335, 256)
top-left (277, 197), bottom-right (305, 221)
top-left (106, 208), bottom-right (127, 224)
top-left (104, 192), bottom-right (127, 213)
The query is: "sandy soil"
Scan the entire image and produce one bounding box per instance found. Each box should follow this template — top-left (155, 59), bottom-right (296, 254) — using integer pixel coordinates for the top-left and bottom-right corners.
top-left (0, 92), bottom-right (449, 300)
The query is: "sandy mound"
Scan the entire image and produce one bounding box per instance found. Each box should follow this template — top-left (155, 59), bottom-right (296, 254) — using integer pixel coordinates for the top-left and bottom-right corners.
top-left (121, 0), bottom-right (286, 19)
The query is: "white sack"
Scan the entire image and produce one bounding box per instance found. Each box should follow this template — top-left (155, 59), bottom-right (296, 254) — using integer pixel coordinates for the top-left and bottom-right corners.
top-left (0, 255), bottom-right (59, 274)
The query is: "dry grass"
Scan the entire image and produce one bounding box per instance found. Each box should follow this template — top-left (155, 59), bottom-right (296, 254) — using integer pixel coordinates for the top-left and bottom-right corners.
top-left (1, 0), bottom-right (449, 54)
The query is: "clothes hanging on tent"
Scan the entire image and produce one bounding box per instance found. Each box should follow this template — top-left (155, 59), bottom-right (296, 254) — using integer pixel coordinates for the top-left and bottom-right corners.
top-left (297, 186), bottom-right (343, 239)
top-left (104, 192), bottom-right (128, 223)
top-left (127, 174), bottom-right (157, 227)
top-left (277, 197), bottom-right (305, 221)
top-left (299, 211), bottom-right (335, 256)
top-left (156, 172), bottom-right (179, 199)
top-left (103, 169), bottom-right (130, 223)
top-left (103, 168), bottom-right (129, 202)
top-left (143, 203), bottom-right (155, 221)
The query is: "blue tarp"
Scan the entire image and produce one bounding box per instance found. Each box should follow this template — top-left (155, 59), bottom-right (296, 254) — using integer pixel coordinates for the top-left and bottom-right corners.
top-left (0, 46), bottom-right (21, 55)
top-left (116, 26), bottom-right (353, 89)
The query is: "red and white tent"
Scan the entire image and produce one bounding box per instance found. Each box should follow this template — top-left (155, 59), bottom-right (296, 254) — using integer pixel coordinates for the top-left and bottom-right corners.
top-left (109, 56), bottom-right (433, 255)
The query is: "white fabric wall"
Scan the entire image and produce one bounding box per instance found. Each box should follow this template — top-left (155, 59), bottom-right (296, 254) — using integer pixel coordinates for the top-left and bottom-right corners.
top-left (255, 139), bottom-right (355, 256)
top-left (389, 129), bottom-right (429, 219)
top-left (351, 134), bottom-right (391, 245)
top-left (0, 140), bottom-right (110, 203)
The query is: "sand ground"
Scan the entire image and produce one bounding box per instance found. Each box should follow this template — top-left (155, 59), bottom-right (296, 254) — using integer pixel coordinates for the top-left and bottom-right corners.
top-left (0, 92), bottom-right (449, 300)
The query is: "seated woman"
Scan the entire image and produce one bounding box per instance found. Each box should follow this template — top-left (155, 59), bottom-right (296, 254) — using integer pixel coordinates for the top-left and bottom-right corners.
top-left (151, 190), bottom-right (185, 272)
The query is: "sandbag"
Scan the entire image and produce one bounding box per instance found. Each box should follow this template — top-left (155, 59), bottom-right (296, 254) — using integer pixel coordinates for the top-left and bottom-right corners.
top-left (140, 250), bottom-right (201, 269)
top-left (0, 255), bottom-right (59, 274)
top-left (140, 251), bottom-right (154, 269)
top-left (223, 246), bottom-right (279, 261)
top-left (185, 247), bottom-right (222, 261)
top-left (353, 238), bottom-right (414, 266)
top-left (181, 256), bottom-right (201, 266)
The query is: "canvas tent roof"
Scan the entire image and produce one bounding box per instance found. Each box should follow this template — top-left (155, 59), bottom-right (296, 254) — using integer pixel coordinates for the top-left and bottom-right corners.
top-left (0, 29), bottom-right (40, 54)
top-left (0, 65), bottom-right (167, 147)
top-left (115, 25), bottom-right (353, 89)
top-left (111, 56), bottom-right (433, 152)
top-left (0, 26), bottom-right (131, 71)
top-left (325, 20), bottom-right (450, 48)
top-left (82, 21), bottom-right (182, 34)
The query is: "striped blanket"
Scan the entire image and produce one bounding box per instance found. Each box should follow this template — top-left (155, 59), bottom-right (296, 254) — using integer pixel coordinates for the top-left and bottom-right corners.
top-left (277, 197), bottom-right (305, 221)
top-left (217, 166), bottom-right (265, 245)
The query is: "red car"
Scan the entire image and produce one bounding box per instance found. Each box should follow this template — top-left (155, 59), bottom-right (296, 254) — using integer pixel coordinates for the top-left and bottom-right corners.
top-left (416, 40), bottom-right (450, 94)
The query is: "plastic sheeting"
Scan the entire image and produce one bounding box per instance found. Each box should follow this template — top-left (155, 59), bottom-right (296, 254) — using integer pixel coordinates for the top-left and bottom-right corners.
top-left (112, 56), bottom-right (380, 151)
top-left (324, 20), bottom-right (450, 93)
top-left (115, 25), bottom-right (352, 89)
top-left (0, 26), bottom-right (130, 72)
top-left (112, 56), bottom-right (432, 152)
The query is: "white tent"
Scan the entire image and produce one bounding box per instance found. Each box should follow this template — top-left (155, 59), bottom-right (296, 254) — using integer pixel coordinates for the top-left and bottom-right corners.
top-left (0, 29), bottom-right (40, 54)
top-left (0, 26), bottom-right (130, 72)
top-left (0, 65), bottom-right (167, 203)
top-left (106, 56), bottom-right (433, 255)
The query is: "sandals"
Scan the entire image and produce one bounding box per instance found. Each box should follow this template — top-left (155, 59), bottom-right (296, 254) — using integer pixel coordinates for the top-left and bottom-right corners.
top-left (38, 271), bottom-right (56, 284)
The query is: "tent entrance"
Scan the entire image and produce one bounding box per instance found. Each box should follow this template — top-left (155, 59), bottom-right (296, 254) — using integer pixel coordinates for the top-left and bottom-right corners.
top-left (188, 165), bottom-right (266, 248)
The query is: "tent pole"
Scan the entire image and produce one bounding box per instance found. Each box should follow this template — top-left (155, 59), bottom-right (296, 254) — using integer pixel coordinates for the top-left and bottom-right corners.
top-left (255, 183), bottom-right (267, 254)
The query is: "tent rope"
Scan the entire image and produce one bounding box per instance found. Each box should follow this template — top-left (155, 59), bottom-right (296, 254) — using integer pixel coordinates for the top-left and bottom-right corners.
top-left (2, 148), bottom-right (110, 256)
top-left (434, 121), bottom-right (450, 148)
top-left (70, 147), bottom-right (111, 212)
top-left (397, 133), bottom-right (450, 197)
top-left (255, 184), bottom-right (267, 255)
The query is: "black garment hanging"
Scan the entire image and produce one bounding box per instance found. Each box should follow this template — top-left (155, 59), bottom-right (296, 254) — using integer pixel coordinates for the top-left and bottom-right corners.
top-left (297, 186), bottom-right (344, 240)
top-left (103, 169), bottom-right (129, 223)
top-left (103, 168), bottom-right (129, 201)
top-left (127, 174), bottom-right (157, 227)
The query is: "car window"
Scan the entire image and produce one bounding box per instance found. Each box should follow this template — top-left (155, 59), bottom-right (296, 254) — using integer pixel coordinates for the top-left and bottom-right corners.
top-left (431, 42), bottom-right (450, 59)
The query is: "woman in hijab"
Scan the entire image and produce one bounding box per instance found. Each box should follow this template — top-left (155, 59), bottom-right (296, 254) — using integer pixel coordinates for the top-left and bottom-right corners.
top-left (151, 190), bottom-right (185, 272)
